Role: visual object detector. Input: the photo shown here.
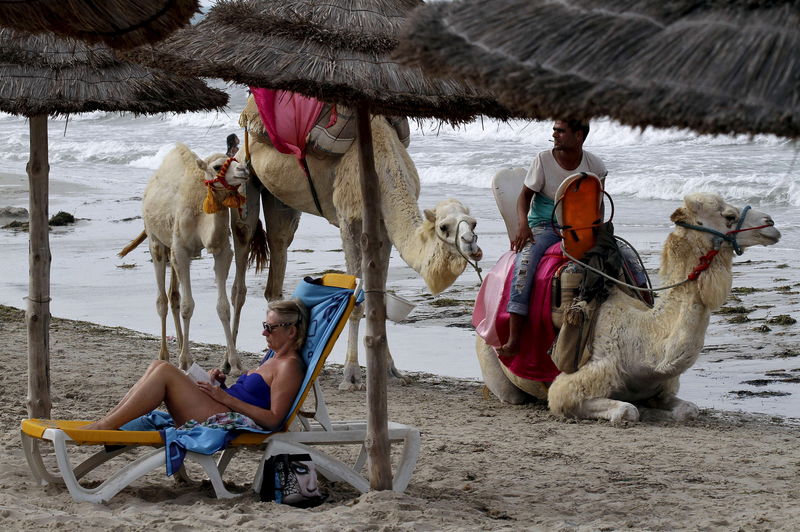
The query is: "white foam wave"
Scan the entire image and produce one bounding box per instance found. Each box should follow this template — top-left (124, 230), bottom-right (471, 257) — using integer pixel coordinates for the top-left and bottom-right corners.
top-left (412, 117), bottom-right (792, 149)
top-left (128, 144), bottom-right (179, 169)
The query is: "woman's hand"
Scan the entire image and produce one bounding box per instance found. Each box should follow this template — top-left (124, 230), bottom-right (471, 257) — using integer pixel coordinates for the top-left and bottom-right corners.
top-left (197, 381), bottom-right (230, 407)
top-left (208, 368), bottom-right (227, 386)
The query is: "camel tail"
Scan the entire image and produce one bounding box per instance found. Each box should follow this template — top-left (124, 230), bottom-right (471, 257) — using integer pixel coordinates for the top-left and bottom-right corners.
top-left (119, 230), bottom-right (147, 257)
top-left (248, 220), bottom-right (269, 273)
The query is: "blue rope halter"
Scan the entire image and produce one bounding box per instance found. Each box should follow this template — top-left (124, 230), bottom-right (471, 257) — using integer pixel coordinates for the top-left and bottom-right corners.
top-left (675, 205), bottom-right (752, 256)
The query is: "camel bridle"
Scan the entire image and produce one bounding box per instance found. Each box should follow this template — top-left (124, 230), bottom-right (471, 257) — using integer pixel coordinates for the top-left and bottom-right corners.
top-left (675, 205), bottom-right (773, 257)
top-left (455, 219), bottom-right (483, 282)
top-left (203, 157), bottom-right (241, 191)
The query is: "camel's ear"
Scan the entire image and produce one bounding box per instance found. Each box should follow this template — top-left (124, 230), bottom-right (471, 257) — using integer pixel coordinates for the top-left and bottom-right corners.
top-left (196, 159), bottom-right (208, 171)
top-left (424, 209), bottom-right (436, 223)
top-left (670, 207), bottom-right (689, 224)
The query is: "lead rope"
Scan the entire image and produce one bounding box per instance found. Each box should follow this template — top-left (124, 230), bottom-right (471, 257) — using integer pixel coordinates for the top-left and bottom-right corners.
top-left (561, 246), bottom-right (693, 294)
top-left (455, 220), bottom-right (483, 283)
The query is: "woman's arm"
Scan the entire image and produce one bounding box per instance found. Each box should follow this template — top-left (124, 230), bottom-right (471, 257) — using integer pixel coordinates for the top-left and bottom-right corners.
top-left (196, 361), bottom-right (304, 430)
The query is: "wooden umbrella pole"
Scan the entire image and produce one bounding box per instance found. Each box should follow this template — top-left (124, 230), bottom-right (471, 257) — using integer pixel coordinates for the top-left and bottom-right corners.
top-left (26, 115), bottom-right (52, 419)
top-left (355, 102), bottom-right (392, 491)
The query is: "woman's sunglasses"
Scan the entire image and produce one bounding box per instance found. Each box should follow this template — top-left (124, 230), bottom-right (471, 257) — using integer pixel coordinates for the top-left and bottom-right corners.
top-left (262, 321), bottom-right (295, 334)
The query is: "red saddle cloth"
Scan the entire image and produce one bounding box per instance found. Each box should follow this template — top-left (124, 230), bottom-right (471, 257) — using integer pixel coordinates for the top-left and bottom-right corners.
top-left (472, 243), bottom-right (567, 383)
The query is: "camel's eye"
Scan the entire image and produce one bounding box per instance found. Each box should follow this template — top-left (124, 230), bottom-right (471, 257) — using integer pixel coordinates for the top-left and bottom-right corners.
top-left (212, 164), bottom-right (223, 172)
top-left (724, 213), bottom-right (737, 226)
top-left (439, 223), bottom-right (449, 235)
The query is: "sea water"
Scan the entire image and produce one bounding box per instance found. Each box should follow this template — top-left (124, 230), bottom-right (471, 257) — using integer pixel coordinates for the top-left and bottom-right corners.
top-left (0, 83), bottom-right (798, 420)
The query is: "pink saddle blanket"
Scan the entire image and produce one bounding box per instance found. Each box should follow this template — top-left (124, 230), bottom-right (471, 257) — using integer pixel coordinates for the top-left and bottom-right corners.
top-left (472, 243), bottom-right (567, 383)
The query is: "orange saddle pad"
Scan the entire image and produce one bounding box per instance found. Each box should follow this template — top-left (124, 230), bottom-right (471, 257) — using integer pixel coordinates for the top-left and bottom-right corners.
top-left (555, 172), bottom-right (604, 260)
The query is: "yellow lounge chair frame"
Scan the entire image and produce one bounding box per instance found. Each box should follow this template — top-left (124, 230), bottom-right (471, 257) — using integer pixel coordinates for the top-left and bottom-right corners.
top-left (20, 274), bottom-right (420, 502)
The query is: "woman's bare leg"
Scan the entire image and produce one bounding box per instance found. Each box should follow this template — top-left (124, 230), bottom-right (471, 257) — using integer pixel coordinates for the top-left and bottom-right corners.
top-left (102, 360), bottom-right (170, 418)
top-left (84, 361), bottom-right (226, 430)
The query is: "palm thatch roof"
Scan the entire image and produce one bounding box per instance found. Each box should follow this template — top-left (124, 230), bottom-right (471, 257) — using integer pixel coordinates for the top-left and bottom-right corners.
top-left (395, 0), bottom-right (800, 138)
top-left (0, 28), bottom-right (229, 117)
top-left (121, 0), bottom-right (510, 122)
top-left (0, 0), bottom-right (199, 49)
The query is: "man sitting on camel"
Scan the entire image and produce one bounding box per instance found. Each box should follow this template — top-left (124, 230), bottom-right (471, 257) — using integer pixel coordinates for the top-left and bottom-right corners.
top-left (498, 119), bottom-right (607, 357)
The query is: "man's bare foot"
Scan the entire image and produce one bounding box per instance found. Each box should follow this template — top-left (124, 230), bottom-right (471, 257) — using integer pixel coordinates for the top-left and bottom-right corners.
top-left (496, 341), bottom-right (519, 358)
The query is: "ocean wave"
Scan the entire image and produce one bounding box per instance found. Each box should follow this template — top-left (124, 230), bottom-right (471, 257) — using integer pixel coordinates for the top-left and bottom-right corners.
top-left (127, 144), bottom-right (179, 169)
top-left (412, 117), bottom-right (792, 148)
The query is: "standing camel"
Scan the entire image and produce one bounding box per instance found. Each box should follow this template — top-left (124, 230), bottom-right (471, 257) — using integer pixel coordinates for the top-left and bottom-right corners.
top-left (120, 143), bottom-right (250, 373)
top-left (477, 193), bottom-right (781, 422)
top-left (232, 99), bottom-right (483, 390)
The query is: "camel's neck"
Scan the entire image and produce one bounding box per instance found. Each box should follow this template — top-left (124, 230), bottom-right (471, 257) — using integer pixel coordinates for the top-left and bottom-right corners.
top-left (370, 124), bottom-right (465, 295)
top-left (646, 231), bottom-right (734, 376)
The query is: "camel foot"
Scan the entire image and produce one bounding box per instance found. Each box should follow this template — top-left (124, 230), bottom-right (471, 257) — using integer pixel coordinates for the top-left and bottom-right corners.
top-left (672, 401), bottom-right (700, 421)
top-left (609, 404), bottom-right (640, 424)
top-left (640, 401), bottom-right (700, 423)
top-left (221, 357), bottom-right (243, 376)
top-left (338, 378), bottom-right (364, 392)
top-left (388, 364), bottom-right (412, 386)
top-left (388, 372), bottom-right (412, 386)
top-left (338, 363), bottom-right (364, 391)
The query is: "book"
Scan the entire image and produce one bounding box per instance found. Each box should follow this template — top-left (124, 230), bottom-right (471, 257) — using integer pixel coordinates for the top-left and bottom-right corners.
top-left (185, 362), bottom-right (221, 386)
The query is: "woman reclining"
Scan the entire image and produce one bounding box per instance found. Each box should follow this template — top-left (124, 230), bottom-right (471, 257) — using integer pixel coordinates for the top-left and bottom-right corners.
top-left (83, 300), bottom-right (309, 431)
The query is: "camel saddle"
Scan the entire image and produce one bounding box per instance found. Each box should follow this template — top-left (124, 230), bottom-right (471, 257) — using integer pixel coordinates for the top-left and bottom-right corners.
top-left (306, 103), bottom-right (410, 158)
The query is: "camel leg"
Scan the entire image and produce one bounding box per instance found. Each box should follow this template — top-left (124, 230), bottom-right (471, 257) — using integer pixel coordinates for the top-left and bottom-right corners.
top-left (339, 218), bottom-right (364, 391)
top-left (149, 238), bottom-right (171, 362)
top-left (564, 397), bottom-right (640, 424)
top-left (229, 182), bottom-right (262, 346)
top-left (475, 336), bottom-right (530, 404)
top-left (210, 241), bottom-right (241, 374)
top-left (375, 225), bottom-right (411, 385)
top-left (168, 267), bottom-right (182, 352)
top-left (338, 218), bottom-right (409, 391)
top-left (261, 188), bottom-right (301, 301)
top-left (547, 363), bottom-right (640, 423)
top-left (639, 391), bottom-right (700, 422)
top-left (170, 244), bottom-right (194, 371)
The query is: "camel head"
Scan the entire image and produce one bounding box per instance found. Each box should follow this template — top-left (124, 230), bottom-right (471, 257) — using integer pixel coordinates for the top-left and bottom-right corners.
top-left (671, 193), bottom-right (780, 253)
top-left (198, 155), bottom-right (250, 214)
top-left (664, 193), bottom-right (780, 309)
top-left (204, 155), bottom-right (250, 192)
top-left (423, 198), bottom-right (483, 262)
top-left (415, 199), bottom-right (484, 295)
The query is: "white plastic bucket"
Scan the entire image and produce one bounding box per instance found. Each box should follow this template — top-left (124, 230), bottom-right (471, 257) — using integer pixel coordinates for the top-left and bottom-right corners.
top-left (385, 292), bottom-right (415, 322)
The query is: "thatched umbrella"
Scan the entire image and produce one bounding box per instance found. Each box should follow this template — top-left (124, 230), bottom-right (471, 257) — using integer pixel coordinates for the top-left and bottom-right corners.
top-left (396, 0), bottom-right (800, 138)
top-left (0, 0), bottom-right (199, 49)
top-left (121, 0), bottom-right (508, 121)
top-left (123, 0), bottom-right (508, 490)
top-left (0, 27), bottom-right (228, 419)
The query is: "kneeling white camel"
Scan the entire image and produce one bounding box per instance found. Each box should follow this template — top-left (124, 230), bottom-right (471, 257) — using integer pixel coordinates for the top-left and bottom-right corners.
top-left (477, 193), bottom-right (780, 422)
top-left (120, 143), bottom-right (249, 372)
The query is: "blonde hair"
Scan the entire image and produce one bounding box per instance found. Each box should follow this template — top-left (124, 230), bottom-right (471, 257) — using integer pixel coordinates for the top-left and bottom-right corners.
top-left (267, 299), bottom-right (309, 350)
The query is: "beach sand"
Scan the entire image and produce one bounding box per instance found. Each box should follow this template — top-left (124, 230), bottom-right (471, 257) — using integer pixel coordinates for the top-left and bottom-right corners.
top-left (1, 304), bottom-right (799, 531)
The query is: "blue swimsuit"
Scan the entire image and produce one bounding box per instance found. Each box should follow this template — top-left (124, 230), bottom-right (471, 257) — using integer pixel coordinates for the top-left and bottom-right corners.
top-left (224, 372), bottom-right (271, 409)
